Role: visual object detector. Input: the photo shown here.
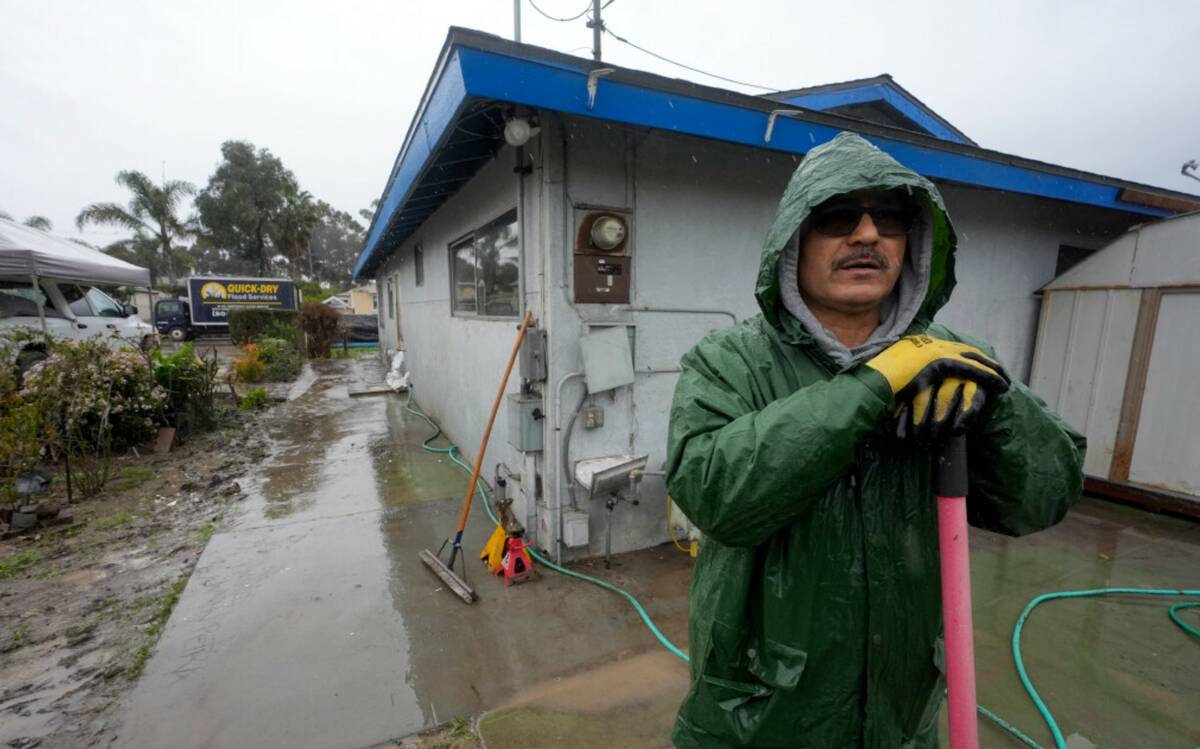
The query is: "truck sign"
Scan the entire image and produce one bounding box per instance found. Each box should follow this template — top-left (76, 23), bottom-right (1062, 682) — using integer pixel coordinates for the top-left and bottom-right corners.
top-left (187, 277), bottom-right (300, 327)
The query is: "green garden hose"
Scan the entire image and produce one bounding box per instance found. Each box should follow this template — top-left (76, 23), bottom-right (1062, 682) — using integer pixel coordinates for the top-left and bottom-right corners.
top-left (1012, 588), bottom-right (1200, 749)
top-left (400, 389), bottom-right (1199, 749)
top-left (403, 390), bottom-right (689, 662)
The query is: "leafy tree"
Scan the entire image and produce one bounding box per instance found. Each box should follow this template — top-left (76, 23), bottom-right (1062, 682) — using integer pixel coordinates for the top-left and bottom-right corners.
top-left (309, 201), bottom-right (365, 287)
top-left (76, 171), bottom-right (196, 286)
top-left (358, 198), bottom-right (380, 225)
top-left (194, 141), bottom-right (303, 277)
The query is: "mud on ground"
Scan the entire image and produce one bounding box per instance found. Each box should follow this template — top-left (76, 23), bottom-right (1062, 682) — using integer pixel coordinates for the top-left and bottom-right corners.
top-left (0, 410), bottom-right (269, 749)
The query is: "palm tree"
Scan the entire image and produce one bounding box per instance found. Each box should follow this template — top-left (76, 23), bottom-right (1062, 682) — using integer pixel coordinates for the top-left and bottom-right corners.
top-left (76, 171), bottom-right (195, 287)
top-left (0, 211), bottom-right (54, 230)
top-left (271, 189), bottom-right (321, 276)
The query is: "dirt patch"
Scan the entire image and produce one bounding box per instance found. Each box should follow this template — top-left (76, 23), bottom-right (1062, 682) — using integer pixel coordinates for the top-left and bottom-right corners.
top-left (0, 412), bottom-right (270, 749)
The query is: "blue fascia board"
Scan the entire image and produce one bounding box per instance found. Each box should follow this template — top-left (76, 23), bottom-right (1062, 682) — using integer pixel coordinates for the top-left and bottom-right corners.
top-left (354, 51), bottom-right (469, 279)
top-left (457, 48), bottom-right (1169, 218)
top-left (356, 44), bottom-right (1171, 278)
top-left (778, 83), bottom-right (966, 144)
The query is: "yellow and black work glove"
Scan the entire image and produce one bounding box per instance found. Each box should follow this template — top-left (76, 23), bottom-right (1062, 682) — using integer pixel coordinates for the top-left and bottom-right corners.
top-left (895, 376), bottom-right (989, 441)
top-left (864, 335), bottom-right (1011, 441)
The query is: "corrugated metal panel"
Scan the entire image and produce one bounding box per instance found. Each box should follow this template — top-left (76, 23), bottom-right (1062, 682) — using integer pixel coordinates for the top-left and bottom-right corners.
top-left (1029, 289), bottom-right (1140, 477)
top-left (1129, 292), bottom-right (1200, 495)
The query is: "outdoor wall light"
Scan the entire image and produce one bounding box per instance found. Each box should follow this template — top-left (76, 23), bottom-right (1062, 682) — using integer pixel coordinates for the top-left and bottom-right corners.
top-left (503, 117), bottom-right (540, 147)
top-left (589, 215), bottom-right (627, 251)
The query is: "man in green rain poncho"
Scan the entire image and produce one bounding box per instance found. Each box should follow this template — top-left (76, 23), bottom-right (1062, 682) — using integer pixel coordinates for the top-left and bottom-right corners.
top-left (666, 132), bottom-right (1085, 749)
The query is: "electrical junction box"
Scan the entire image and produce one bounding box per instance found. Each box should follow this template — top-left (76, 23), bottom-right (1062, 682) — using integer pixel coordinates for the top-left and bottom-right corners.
top-left (579, 326), bottom-right (635, 393)
top-left (562, 510), bottom-right (590, 548)
top-left (535, 507), bottom-right (590, 549)
top-left (506, 393), bottom-right (543, 452)
top-left (583, 405), bottom-right (604, 429)
top-left (519, 328), bottom-right (547, 381)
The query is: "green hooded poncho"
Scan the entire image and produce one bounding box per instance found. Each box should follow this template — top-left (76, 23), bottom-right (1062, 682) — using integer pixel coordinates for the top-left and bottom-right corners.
top-left (666, 133), bottom-right (1085, 748)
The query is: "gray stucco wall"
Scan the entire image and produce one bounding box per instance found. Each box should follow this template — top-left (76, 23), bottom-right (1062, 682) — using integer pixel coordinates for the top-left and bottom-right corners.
top-left (374, 147), bottom-right (537, 530)
top-left (371, 113), bottom-right (1143, 559)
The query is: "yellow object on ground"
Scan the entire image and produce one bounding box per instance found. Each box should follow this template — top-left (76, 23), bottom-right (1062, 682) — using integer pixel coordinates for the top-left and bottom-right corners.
top-left (480, 524), bottom-right (508, 574)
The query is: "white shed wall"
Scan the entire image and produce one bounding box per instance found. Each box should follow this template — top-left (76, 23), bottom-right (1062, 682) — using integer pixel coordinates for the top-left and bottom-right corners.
top-left (1029, 288), bottom-right (1141, 477)
top-left (1129, 292), bottom-right (1200, 495)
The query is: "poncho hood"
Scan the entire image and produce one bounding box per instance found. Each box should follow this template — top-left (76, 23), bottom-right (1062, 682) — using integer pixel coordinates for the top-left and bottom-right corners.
top-left (754, 132), bottom-right (958, 367)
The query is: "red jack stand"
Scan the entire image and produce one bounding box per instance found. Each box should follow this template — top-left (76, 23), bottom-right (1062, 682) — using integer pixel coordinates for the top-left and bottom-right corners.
top-left (500, 535), bottom-right (537, 587)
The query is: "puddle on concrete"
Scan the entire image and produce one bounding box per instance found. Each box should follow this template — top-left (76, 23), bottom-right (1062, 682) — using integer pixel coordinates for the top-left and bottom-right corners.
top-left (369, 397), bottom-right (472, 506)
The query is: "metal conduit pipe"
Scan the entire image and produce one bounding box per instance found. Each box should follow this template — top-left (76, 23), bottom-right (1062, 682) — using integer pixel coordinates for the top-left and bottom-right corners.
top-left (617, 305), bottom-right (738, 327)
top-left (553, 371), bottom-right (585, 564)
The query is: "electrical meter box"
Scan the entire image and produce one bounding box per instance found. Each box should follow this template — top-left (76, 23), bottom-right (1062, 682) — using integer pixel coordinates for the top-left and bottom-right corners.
top-left (573, 208), bottom-right (632, 304)
top-left (506, 393), bottom-right (543, 452)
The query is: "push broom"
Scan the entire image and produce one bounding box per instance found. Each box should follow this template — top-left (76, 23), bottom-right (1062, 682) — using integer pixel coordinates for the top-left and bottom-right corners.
top-left (936, 434), bottom-right (979, 749)
top-left (420, 310), bottom-right (534, 604)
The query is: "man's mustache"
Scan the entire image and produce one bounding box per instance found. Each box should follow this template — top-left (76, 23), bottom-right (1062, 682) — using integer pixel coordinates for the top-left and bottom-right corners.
top-left (832, 247), bottom-right (891, 271)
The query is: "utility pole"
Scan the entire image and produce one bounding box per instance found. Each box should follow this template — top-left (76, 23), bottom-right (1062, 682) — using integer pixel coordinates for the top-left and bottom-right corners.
top-left (587, 0), bottom-right (603, 61)
top-left (513, 0), bottom-right (521, 42)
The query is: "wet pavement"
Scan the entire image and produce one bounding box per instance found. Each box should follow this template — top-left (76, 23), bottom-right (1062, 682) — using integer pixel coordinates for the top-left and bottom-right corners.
top-left (113, 357), bottom-right (1199, 749)
top-left (114, 359), bottom-right (691, 749)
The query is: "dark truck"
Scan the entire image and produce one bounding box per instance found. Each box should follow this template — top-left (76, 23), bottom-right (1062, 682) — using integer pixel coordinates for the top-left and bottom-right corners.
top-left (154, 276), bottom-right (301, 341)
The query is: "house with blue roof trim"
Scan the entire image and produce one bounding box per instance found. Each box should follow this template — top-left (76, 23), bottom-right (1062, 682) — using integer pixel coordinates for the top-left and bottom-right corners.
top-left (356, 27), bottom-right (1200, 558)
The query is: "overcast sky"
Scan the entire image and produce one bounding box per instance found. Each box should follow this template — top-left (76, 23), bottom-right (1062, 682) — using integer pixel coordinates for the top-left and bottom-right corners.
top-left (2, 0), bottom-right (1198, 247)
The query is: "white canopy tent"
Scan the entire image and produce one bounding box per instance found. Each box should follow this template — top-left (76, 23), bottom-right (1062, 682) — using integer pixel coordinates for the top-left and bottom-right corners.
top-left (0, 218), bottom-right (151, 287)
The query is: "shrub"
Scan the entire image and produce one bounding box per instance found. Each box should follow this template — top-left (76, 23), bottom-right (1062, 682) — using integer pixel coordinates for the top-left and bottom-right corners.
top-left (228, 309), bottom-right (299, 345)
top-left (151, 343), bottom-right (219, 436)
top-left (232, 344), bottom-right (265, 383)
top-left (238, 387), bottom-right (270, 411)
top-left (298, 302), bottom-right (340, 359)
top-left (0, 343), bottom-right (42, 501)
top-left (254, 337), bottom-right (302, 382)
top-left (23, 342), bottom-right (164, 451)
top-left (20, 341), bottom-right (166, 497)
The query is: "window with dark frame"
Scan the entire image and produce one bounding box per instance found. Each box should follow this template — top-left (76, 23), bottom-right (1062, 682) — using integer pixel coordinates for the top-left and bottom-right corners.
top-left (415, 244), bottom-right (424, 287)
top-left (387, 279), bottom-right (395, 319)
top-left (450, 208), bottom-right (519, 318)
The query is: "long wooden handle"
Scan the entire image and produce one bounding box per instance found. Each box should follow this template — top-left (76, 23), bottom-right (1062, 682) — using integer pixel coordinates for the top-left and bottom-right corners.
top-left (455, 310), bottom-right (535, 534)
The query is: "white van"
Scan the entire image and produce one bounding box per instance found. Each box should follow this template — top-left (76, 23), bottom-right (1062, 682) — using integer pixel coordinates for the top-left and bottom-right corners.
top-left (0, 277), bottom-right (156, 367)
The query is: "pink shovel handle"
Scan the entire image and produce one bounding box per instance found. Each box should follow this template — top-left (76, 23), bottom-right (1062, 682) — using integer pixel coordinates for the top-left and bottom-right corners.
top-left (936, 437), bottom-right (979, 749)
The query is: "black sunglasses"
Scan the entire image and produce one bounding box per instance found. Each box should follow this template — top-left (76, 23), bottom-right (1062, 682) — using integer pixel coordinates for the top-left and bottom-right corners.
top-left (809, 203), bottom-right (916, 237)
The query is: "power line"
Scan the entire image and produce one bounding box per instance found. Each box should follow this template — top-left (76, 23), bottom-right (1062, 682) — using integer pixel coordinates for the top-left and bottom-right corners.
top-left (525, 0), bottom-right (614, 23)
top-left (526, 0), bottom-right (593, 22)
top-left (603, 25), bottom-right (779, 92)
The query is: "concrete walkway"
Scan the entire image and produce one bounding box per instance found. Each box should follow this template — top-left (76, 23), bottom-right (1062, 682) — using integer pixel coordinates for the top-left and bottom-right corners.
top-left (114, 359), bottom-right (690, 749)
top-left (114, 358), bottom-right (1199, 749)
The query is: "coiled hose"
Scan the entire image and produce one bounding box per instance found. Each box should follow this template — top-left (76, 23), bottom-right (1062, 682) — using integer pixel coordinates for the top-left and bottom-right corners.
top-left (400, 389), bottom-right (1199, 749)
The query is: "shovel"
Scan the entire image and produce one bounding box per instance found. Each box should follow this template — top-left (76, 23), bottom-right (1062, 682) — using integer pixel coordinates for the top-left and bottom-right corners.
top-left (936, 435), bottom-right (979, 749)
